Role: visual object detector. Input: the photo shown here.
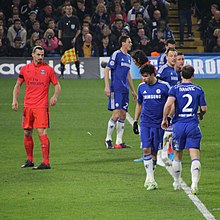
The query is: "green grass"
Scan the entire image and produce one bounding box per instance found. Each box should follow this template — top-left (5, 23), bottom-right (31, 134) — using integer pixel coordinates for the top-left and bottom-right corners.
top-left (0, 78), bottom-right (220, 220)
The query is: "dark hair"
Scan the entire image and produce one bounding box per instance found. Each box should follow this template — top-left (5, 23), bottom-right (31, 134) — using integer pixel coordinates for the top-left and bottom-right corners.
top-left (177, 51), bottom-right (184, 56)
top-left (131, 49), bottom-right (148, 66)
top-left (118, 35), bottom-right (130, 47)
top-left (140, 63), bottom-right (155, 76)
top-left (181, 65), bottom-right (194, 79)
top-left (32, 46), bottom-right (44, 53)
top-left (14, 18), bottom-right (21, 24)
top-left (14, 36), bottom-right (22, 42)
top-left (165, 38), bottom-right (175, 46)
top-left (166, 48), bottom-right (177, 55)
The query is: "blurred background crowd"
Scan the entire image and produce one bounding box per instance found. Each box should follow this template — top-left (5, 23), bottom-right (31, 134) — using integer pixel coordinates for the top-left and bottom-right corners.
top-left (0, 0), bottom-right (220, 58)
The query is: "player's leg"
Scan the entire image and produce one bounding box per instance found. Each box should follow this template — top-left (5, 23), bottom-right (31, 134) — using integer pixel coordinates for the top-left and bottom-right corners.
top-left (172, 123), bottom-right (185, 190)
top-left (187, 124), bottom-right (202, 194)
top-left (32, 108), bottom-right (51, 169)
top-left (21, 107), bottom-right (34, 168)
top-left (22, 129), bottom-right (34, 168)
top-left (161, 130), bottom-right (173, 166)
top-left (105, 92), bottom-right (119, 149)
top-left (115, 93), bottom-right (131, 148)
top-left (172, 150), bottom-right (183, 190)
top-left (142, 127), bottom-right (158, 190)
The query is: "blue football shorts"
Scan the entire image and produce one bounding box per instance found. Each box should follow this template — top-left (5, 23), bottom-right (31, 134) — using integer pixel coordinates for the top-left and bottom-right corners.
top-left (140, 126), bottom-right (164, 152)
top-left (172, 122), bottom-right (202, 151)
top-left (108, 92), bottom-right (129, 112)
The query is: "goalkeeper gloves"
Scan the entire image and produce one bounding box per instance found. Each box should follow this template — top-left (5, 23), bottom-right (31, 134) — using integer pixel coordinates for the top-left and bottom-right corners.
top-left (133, 121), bottom-right (139, 134)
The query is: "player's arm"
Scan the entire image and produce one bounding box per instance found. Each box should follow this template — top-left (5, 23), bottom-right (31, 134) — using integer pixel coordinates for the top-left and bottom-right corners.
top-left (104, 66), bottom-right (111, 97)
top-left (198, 105), bottom-right (207, 120)
top-left (58, 29), bottom-right (63, 46)
top-left (50, 82), bottom-right (61, 106)
top-left (161, 96), bottom-right (175, 130)
top-left (133, 102), bottom-right (142, 134)
top-left (127, 70), bottom-right (137, 100)
top-left (12, 80), bottom-right (23, 111)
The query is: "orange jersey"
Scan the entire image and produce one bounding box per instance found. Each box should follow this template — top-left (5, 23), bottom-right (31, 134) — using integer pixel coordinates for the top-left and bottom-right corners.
top-left (18, 62), bottom-right (58, 108)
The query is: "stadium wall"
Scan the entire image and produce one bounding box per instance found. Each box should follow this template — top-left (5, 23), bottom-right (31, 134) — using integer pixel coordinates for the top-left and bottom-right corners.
top-left (0, 56), bottom-right (220, 79)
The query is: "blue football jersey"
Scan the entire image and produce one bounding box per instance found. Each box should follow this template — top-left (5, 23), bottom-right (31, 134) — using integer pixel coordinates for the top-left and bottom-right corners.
top-left (169, 83), bottom-right (207, 123)
top-left (157, 52), bottom-right (166, 69)
top-left (107, 50), bottom-right (131, 93)
top-left (138, 79), bottom-right (170, 128)
top-left (156, 64), bottom-right (179, 86)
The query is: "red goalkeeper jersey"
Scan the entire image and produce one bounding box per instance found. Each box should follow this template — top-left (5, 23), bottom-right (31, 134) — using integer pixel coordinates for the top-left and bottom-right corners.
top-left (18, 61), bottom-right (58, 108)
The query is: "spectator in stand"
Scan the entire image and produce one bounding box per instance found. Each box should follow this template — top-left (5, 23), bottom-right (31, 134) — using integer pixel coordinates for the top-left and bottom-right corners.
top-left (48, 18), bottom-right (58, 37)
top-left (150, 9), bottom-right (165, 31)
top-left (82, 15), bottom-right (96, 35)
top-left (212, 36), bottom-right (220, 52)
top-left (0, 38), bottom-right (8, 56)
top-left (98, 35), bottom-right (115, 56)
top-left (148, 0), bottom-right (168, 21)
top-left (102, 25), bottom-right (118, 49)
top-left (110, 3), bottom-right (127, 24)
top-left (7, 18), bottom-right (27, 48)
top-left (152, 20), bottom-right (175, 40)
top-left (91, 3), bottom-right (110, 26)
top-left (25, 10), bottom-right (38, 30)
top-left (77, 33), bottom-right (99, 57)
top-left (0, 25), bottom-right (10, 48)
top-left (205, 10), bottom-right (220, 52)
top-left (41, 28), bottom-right (59, 57)
top-left (76, 26), bottom-right (90, 47)
top-left (134, 35), bottom-right (152, 56)
top-left (177, 0), bottom-right (194, 48)
top-left (38, 2), bottom-right (58, 30)
top-left (127, 0), bottom-right (150, 23)
top-left (94, 19), bottom-right (106, 40)
top-left (20, 0), bottom-right (39, 22)
top-left (129, 12), bottom-right (151, 38)
top-left (28, 20), bottom-right (44, 39)
top-left (111, 18), bottom-right (126, 39)
top-left (8, 36), bottom-right (28, 57)
top-left (76, 0), bottom-right (92, 24)
top-left (157, 38), bottom-right (175, 69)
top-left (150, 31), bottom-right (166, 53)
top-left (132, 28), bottom-right (147, 49)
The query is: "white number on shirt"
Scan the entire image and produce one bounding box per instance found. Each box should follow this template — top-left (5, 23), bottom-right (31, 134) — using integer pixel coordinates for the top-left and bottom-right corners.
top-left (182, 94), bottom-right (193, 112)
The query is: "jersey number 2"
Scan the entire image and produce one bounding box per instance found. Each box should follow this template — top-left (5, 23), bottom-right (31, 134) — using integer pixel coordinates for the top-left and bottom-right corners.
top-left (182, 94), bottom-right (193, 113)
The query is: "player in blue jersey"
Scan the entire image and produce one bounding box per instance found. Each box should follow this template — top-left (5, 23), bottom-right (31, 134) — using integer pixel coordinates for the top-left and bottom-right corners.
top-left (161, 65), bottom-right (207, 194)
top-left (175, 51), bottom-right (185, 82)
top-left (133, 63), bottom-right (170, 190)
top-left (156, 48), bottom-right (179, 166)
top-left (157, 39), bottom-right (175, 69)
top-left (104, 35), bottom-right (137, 149)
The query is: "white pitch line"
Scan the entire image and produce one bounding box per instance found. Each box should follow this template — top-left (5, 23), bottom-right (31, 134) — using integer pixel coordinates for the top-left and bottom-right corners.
top-left (126, 112), bottom-right (216, 220)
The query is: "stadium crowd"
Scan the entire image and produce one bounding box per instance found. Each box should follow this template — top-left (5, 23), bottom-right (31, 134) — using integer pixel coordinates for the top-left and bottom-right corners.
top-left (0, 0), bottom-right (220, 57)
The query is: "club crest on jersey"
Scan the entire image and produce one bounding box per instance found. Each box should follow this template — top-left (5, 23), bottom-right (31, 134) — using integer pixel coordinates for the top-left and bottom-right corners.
top-left (40, 70), bottom-right (46, 74)
top-left (156, 89), bottom-right (161, 94)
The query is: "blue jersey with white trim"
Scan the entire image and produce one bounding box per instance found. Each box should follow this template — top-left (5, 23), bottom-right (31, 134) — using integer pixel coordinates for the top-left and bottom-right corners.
top-left (157, 52), bottom-right (166, 69)
top-left (107, 50), bottom-right (131, 93)
top-left (169, 83), bottom-right (207, 123)
top-left (156, 64), bottom-right (179, 86)
top-left (138, 79), bottom-right (170, 128)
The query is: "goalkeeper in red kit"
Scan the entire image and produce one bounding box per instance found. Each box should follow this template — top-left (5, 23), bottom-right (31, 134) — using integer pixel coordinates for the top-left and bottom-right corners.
top-left (12, 46), bottom-right (61, 170)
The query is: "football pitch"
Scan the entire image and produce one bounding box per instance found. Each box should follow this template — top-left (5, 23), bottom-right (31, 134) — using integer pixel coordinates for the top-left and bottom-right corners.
top-left (0, 78), bottom-right (220, 220)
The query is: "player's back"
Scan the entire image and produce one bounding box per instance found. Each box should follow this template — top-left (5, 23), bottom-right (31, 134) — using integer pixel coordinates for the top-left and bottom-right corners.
top-left (170, 83), bottom-right (206, 123)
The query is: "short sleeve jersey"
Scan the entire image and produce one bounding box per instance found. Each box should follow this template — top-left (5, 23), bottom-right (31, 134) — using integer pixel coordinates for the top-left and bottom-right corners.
top-left (156, 64), bottom-right (179, 86)
top-left (107, 50), bottom-right (131, 93)
top-left (18, 62), bottom-right (58, 108)
top-left (138, 80), bottom-right (170, 128)
top-left (169, 83), bottom-right (207, 124)
top-left (58, 15), bottom-right (80, 38)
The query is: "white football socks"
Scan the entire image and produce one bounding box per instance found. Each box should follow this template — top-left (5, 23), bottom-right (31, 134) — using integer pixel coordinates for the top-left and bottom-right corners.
top-left (106, 118), bottom-right (116, 141)
top-left (116, 119), bottom-right (124, 145)
top-left (172, 159), bottom-right (182, 183)
top-left (143, 154), bottom-right (155, 183)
